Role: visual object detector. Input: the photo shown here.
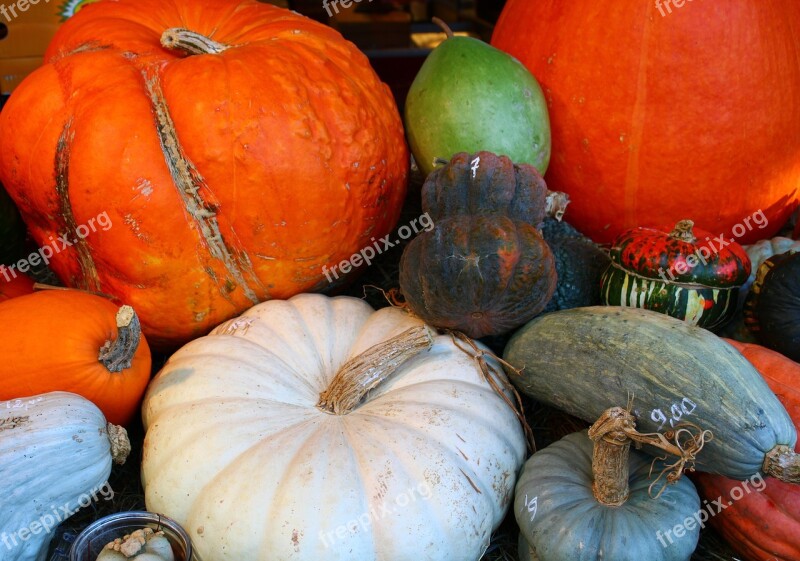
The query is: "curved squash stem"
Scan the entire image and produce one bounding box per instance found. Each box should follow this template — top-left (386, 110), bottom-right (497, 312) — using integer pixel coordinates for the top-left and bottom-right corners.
top-left (317, 325), bottom-right (434, 415)
top-left (447, 330), bottom-right (536, 453)
top-left (431, 17), bottom-right (455, 39)
top-left (590, 406), bottom-right (713, 500)
top-left (764, 445), bottom-right (800, 483)
top-left (98, 306), bottom-right (143, 373)
top-left (161, 28), bottom-right (229, 56)
top-left (588, 407), bottom-right (634, 506)
top-left (106, 423), bottom-right (131, 465)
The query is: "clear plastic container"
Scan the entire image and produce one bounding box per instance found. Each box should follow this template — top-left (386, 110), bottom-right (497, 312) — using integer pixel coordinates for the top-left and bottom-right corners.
top-left (69, 512), bottom-right (196, 561)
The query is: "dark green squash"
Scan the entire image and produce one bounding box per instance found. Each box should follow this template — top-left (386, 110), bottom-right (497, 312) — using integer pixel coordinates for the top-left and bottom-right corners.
top-left (541, 218), bottom-right (610, 312)
top-left (516, 426), bottom-right (700, 561)
top-left (601, 220), bottom-right (750, 330)
top-left (420, 151), bottom-right (569, 225)
top-left (0, 183), bottom-right (24, 265)
top-left (399, 214), bottom-right (556, 339)
top-left (744, 251), bottom-right (800, 362)
top-left (503, 306), bottom-right (800, 482)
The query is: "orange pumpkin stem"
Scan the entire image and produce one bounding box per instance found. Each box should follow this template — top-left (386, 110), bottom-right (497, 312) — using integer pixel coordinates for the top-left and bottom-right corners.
top-left (669, 219), bottom-right (697, 243)
top-left (432, 17), bottom-right (455, 39)
top-left (98, 305), bottom-right (142, 373)
top-left (161, 28), bottom-right (229, 56)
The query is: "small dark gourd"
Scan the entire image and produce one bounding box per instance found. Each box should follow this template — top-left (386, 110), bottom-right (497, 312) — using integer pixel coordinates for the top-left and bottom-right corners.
top-left (541, 218), bottom-right (610, 312)
top-left (601, 219), bottom-right (750, 330)
top-left (515, 408), bottom-right (701, 561)
top-left (420, 152), bottom-right (568, 225)
top-left (744, 251), bottom-right (800, 362)
top-left (400, 152), bottom-right (560, 339)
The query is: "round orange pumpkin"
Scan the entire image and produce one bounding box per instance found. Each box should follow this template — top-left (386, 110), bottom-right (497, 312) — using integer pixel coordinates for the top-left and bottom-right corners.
top-left (0, 290), bottom-right (151, 426)
top-left (0, 0), bottom-right (408, 348)
top-left (492, 0), bottom-right (800, 244)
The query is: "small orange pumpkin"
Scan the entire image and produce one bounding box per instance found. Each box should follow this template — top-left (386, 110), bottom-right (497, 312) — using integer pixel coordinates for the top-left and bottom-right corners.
top-left (0, 290), bottom-right (151, 425)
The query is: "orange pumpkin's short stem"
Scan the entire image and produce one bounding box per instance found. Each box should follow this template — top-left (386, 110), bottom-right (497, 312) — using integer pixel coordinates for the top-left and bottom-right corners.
top-left (98, 306), bottom-right (142, 373)
top-left (588, 407), bottom-right (635, 506)
top-left (317, 325), bottom-right (434, 415)
top-left (669, 219), bottom-right (697, 243)
top-left (161, 28), bottom-right (229, 56)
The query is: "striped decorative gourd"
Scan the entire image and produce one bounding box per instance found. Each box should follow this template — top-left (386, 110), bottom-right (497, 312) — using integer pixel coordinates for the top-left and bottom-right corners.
top-left (601, 219), bottom-right (750, 330)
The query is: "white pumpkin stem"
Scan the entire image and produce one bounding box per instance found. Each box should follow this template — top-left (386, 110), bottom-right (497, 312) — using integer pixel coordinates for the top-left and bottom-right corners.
top-left (161, 28), bottom-right (229, 55)
top-left (763, 445), bottom-right (800, 483)
top-left (106, 423), bottom-right (131, 465)
top-left (588, 407), bottom-right (634, 506)
top-left (318, 325), bottom-right (435, 415)
top-left (99, 305), bottom-right (143, 373)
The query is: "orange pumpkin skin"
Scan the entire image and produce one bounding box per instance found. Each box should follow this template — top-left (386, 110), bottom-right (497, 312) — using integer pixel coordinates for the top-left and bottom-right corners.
top-left (0, 290), bottom-right (151, 426)
top-left (693, 340), bottom-right (800, 561)
top-left (492, 1), bottom-right (800, 245)
top-left (0, 272), bottom-right (34, 303)
top-left (0, 0), bottom-right (408, 348)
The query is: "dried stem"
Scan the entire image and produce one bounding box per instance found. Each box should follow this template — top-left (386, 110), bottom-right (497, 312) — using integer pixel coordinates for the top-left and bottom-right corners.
top-left (318, 326), bottom-right (434, 415)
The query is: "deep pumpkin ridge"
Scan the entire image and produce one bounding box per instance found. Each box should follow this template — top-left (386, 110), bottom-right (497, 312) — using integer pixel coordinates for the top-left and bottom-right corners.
top-left (142, 68), bottom-right (262, 305)
top-left (55, 118), bottom-right (102, 291)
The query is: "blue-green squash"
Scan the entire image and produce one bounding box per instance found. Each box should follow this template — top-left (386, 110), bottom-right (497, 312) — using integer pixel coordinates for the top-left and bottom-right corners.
top-left (503, 306), bottom-right (799, 482)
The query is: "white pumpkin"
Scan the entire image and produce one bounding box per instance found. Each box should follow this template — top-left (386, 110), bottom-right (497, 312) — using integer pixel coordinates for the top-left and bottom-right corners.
top-left (142, 294), bottom-right (526, 561)
top-left (0, 392), bottom-right (130, 561)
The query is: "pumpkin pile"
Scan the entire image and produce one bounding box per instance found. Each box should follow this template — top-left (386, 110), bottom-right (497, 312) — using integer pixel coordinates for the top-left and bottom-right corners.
top-left (1, 0), bottom-right (800, 560)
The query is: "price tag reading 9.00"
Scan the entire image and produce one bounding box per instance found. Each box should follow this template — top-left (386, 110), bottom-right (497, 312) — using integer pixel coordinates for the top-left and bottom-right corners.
top-left (651, 398), bottom-right (697, 430)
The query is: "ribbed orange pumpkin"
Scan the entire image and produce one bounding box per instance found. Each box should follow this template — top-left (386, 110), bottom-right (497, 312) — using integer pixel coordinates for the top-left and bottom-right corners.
top-left (0, 290), bottom-right (151, 426)
top-left (492, 0), bottom-right (800, 244)
top-left (0, 0), bottom-right (408, 348)
top-left (693, 340), bottom-right (800, 561)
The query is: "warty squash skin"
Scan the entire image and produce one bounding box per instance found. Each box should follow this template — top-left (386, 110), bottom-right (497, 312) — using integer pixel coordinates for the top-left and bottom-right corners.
top-left (142, 293), bottom-right (526, 561)
top-left (0, 0), bottom-right (408, 348)
top-left (0, 391), bottom-right (130, 561)
top-left (693, 341), bottom-right (800, 561)
top-left (503, 306), bottom-right (798, 482)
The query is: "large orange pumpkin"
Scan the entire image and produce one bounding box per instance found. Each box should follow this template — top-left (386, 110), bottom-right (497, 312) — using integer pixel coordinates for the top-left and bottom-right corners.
top-left (693, 340), bottom-right (800, 561)
top-left (0, 290), bottom-right (151, 426)
top-left (492, 1), bottom-right (800, 244)
top-left (0, 0), bottom-right (408, 348)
